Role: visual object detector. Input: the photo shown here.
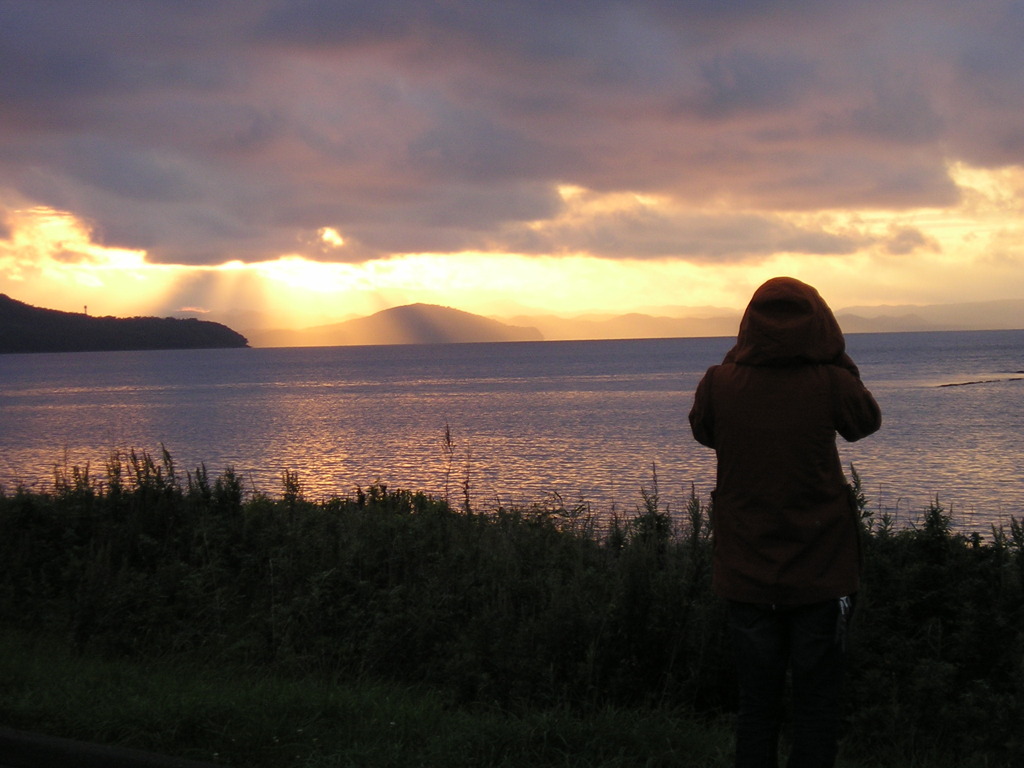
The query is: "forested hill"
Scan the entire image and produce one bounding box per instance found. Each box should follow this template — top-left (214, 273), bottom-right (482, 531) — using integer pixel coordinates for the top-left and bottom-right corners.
top-left (0, 295), bottom-right (249, 353)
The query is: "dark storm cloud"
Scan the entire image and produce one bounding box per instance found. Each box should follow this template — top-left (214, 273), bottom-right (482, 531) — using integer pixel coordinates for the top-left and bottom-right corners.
top-left (1, 0), bottom-right (1021, 264)
top-left (497, 205), bottom-right (889, 262)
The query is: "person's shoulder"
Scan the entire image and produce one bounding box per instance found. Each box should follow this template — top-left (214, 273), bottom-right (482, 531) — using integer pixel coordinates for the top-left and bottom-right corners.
top-left (823, 362), bottom-right (861, 382)
top-left (698, 362), bottom-right (732, 381)
top-left (704, 361), bottom-right (738, 373)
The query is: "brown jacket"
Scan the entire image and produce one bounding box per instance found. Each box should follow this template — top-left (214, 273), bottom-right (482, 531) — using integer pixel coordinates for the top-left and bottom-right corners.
top-left (689, 277), bottom-right (881, 605)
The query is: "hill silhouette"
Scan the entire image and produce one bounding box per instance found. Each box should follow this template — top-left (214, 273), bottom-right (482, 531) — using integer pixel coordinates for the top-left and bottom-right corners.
top-left (503, 311), bottom-right (741, 340)
top-left (248, 303), bottom-right (543, 347)
top-left (0, 294), bottom-right (249, 354)
top-left (501, 298), bottom-right (1024, 340)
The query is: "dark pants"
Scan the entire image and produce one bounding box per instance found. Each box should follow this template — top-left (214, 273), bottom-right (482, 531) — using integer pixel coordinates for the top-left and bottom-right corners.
top-left (728, 597), bottom-right (853, 768)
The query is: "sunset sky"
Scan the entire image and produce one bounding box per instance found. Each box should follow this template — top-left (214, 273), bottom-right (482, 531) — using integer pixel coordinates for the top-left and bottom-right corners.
top-left (3, 1), bottom-right (1024, 331)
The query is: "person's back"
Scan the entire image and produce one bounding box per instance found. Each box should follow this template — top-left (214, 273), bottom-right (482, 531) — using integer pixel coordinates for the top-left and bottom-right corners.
top-left (689, 276), bottom-right (880, 768)
top-left (701, 362), bottom-right (863, 605)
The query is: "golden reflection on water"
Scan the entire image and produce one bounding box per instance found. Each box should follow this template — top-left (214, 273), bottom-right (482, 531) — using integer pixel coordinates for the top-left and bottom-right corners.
top-left (1, 378), bottom-right (715, 521)
top-left (1, 336), bottom-right (1022, 532)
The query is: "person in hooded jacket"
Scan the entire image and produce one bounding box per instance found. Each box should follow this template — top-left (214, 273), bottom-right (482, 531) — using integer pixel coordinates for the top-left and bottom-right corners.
top-left (689, 277), bottom-right (881, 768)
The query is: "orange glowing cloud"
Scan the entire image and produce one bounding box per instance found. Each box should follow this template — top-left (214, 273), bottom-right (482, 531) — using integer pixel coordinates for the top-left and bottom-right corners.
top-left (3, 157), bottom-right (1024, 336)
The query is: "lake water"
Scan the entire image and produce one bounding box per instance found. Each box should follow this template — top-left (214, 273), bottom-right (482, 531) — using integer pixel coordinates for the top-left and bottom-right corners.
top-left (1, 330), bottom-right (1021, 532)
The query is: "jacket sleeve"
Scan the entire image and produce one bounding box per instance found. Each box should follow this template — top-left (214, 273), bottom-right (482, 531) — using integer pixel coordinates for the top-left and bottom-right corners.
top-left (689, 366), bottom-right (717, 448)
top-left (831, 366), bottom-right (882, 442)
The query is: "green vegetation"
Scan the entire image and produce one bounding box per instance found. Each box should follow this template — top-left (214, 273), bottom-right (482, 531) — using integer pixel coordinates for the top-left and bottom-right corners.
top-left (1, 451), bottom-right (1022, 767)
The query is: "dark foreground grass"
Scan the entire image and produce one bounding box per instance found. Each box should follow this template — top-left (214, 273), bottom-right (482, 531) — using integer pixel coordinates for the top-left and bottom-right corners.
top-left (0, 629), bottom-right (736, 768)
top-left (1, 450), bottom-right (1023, 767)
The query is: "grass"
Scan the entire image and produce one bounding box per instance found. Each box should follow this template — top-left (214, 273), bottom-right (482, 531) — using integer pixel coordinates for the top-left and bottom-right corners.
top-left (1, 450), bottom-right (1022, 767)
top-left (0, 629), bottom-right (736, 767)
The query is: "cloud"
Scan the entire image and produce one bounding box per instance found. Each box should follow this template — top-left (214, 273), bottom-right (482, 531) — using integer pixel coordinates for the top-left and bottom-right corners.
top-left (0, 206), bottom-right (11, 241)
top-left (883, 226), bottom-right (941, 256)
top-left (495, 191), bottom-right (880, 262)
top-left (1, 1), bottom-right (1023, 266)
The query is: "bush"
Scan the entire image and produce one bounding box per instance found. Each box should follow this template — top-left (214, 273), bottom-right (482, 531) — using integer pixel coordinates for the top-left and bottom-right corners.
top-left (1, 451), bottom-right (1022, 766)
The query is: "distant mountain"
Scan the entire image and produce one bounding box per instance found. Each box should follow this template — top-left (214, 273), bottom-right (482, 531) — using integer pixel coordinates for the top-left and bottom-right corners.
top-left (247, 303), bottom-right (543, 347)
top-left (503, 311), bottom-right (741, 341)
top-left (244, 297), bottom-right (1023, 348)
top-left (502, 298), bottom-right (1024, 341)
top-left (836, 299), bottom-right (1024, 333)
top-left (0, 294), bottom-right (249, 354)
top-left (834, 313), bottom-right (937, 334)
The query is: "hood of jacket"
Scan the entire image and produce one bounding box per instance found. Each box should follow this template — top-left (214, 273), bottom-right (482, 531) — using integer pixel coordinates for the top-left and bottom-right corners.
top-left (723, 277), bottom-right (858, 372)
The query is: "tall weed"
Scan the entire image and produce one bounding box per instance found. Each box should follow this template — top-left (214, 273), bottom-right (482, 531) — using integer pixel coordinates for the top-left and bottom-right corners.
top-left (1, 451), bottom-right (1022, 766)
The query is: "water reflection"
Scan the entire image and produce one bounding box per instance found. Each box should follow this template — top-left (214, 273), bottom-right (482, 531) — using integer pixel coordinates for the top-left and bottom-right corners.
top-left (1, 334), bottom-right (1021, 531)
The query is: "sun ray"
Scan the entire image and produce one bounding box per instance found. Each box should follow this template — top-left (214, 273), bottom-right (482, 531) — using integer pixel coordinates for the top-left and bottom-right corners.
top-left (4, 161), bottom-right (1024, 337)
